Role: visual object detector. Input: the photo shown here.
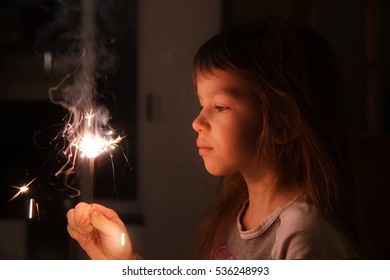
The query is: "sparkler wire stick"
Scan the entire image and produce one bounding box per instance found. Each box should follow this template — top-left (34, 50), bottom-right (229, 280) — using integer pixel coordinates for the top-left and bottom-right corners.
top-left (89, 157), bottom-right (94, 238)
top-left (89, 158), bottom-right (94, 204)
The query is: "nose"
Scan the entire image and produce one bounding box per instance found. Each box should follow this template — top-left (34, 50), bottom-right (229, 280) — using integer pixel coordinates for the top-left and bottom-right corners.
top-left (192, 111), bottom-right (207, 133)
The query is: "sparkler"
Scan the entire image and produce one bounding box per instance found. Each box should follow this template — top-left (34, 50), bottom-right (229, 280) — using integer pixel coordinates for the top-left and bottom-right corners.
top-left (45, 39), bottom-right (127, 200)
top-left (62, 109), bottom-right (124, 240)
top-left (77, 111), bottom-right (123, 202)
top-left (3, 107), bottom-right (122, 218)
top-left (53, 106), bottom-right (123, 201)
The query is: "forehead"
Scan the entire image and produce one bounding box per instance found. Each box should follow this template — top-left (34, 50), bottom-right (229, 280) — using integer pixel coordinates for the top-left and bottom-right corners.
top-left (196, 69), bottom-right (255, 99)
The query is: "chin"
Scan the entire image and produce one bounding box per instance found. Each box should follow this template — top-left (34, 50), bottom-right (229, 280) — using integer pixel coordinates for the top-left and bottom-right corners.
top-left (204, 163), bottom-right (235, 177)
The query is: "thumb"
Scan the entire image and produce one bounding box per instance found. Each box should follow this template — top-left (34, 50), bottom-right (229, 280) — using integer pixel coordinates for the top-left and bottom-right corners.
top-left (90, 208), bottom-right (115, 235)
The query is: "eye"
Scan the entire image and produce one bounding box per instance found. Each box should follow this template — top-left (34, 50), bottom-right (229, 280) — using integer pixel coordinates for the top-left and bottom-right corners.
top-left (198, 105), bottom-right (204, 112)
top-left (215, 105), bottom-right (229, 112)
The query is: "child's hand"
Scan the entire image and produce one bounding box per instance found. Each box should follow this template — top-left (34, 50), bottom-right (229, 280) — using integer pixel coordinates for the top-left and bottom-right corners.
top-left (66, 202), bottom-right (141, 260)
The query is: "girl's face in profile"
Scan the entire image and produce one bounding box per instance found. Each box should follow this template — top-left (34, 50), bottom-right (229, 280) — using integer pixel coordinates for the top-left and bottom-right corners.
top-left (192, 69), bottom-right (262, 176)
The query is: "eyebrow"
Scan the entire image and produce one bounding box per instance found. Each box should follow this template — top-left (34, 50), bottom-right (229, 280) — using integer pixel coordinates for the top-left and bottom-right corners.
top-left (198, 88), bottom-right (242, 99)
top-left (217, 88), bottom-right (242, 97)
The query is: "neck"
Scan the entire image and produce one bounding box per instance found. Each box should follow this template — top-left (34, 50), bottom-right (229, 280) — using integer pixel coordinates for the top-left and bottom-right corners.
top-left (241, 169), bottom-right (299, 230)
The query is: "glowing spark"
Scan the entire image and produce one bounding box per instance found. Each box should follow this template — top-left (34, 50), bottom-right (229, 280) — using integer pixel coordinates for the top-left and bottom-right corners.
top-left (19, 186), bottom-right (29, 193)
top-left (77, 132), bottom-right (121, 159)
top-left (54, 109), bottom-right (123, 176)
top-left (71, 112), bottom-right (123, 159)
top-left (6, 177), bottom-right (36, 205)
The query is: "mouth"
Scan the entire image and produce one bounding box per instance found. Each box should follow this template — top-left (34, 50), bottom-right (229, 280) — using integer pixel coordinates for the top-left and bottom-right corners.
top-left (196, 139), bottom-right (213, 156)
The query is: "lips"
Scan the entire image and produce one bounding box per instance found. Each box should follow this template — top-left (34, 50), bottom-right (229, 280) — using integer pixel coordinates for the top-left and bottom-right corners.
top-left (196, 139), bottom-right (213, 156)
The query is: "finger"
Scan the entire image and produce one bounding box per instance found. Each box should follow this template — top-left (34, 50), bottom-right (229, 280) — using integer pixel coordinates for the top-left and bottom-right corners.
top-left (67, 208), bottom-right (81, 232)
top-left (90, 204), bottom-right (119, 220)
top-left (66, 208), bottom-right (75, 225)
top-left (67, 223), bottom-right (89, 244)
top-left (90, 207), bottom-right (111, 233)
top-left (69, 203), bottom-right (92, 235)
top-left (74, 202), bottom-right (92, 227)
top-left (66, 208), bottom-right (89, 236)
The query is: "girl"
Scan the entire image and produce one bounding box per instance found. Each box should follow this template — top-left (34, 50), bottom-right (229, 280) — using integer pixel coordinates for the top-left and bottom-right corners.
top-left (66, 18), bottom-right (358, 259)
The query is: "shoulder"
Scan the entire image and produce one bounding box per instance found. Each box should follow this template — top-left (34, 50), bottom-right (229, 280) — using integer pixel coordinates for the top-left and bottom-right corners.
top-left (278, 198), bottom-right (323, 232)
top-left (272, 199), bottom-right (356, 259)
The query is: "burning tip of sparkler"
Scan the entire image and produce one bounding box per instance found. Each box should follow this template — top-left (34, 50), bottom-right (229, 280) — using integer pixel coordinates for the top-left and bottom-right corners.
top-left (77, 132), bottom-right (122, 159)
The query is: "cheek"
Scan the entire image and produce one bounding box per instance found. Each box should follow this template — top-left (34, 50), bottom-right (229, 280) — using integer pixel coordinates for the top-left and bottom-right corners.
top-left (225, 118), bottom-right (261, 163)
top-left (201, 121), bottom-right (261, 176)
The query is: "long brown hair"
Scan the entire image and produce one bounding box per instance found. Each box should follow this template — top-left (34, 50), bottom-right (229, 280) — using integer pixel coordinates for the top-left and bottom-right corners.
top-left (191, 18), bottom-right (358, 259)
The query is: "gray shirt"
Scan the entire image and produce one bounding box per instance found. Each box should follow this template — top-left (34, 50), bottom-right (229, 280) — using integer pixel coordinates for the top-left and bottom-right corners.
top-left (214, 194), bottom-right (356, 259)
